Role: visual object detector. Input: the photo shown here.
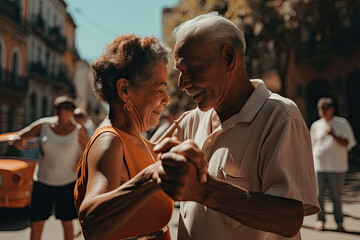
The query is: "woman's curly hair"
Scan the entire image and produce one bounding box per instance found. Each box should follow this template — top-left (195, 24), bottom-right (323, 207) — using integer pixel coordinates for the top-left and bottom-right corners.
top-left (90, 34), bottom-right (170, 103)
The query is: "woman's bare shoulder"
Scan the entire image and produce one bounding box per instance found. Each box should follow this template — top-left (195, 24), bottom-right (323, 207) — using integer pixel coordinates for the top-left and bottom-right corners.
top-left (86, 130), bottom-right (128, 192)
top-left (89, 131), bottom-right (123, 161)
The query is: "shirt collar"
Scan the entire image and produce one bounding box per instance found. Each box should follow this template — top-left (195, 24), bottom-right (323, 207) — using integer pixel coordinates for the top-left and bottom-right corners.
top-left (215, 79), bottom-right (271, 130)
top-left (237, 79), bottom-right (271, 123)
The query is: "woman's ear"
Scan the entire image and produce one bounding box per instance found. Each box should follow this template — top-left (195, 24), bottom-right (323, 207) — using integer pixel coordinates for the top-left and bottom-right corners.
top-left (116, 78), bottom-right (129, 103)
top-left (222, 44), bottom-right (236, 72)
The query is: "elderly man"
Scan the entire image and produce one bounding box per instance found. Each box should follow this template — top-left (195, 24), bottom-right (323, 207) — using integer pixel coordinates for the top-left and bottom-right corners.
top-left (310, 97), bottom-right (356, 231)
top-left (154, 12), bottom-right (320, 240)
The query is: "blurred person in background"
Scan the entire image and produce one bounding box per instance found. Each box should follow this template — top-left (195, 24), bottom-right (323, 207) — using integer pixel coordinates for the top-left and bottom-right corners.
top-left (310, 97), bottom-right (357, 231)
top-left (74, 34), bottom-right (208, 240)
top-left (14, 96), bottom-right (89, 240)
top-left (74, 107), bottom-right (96, 138)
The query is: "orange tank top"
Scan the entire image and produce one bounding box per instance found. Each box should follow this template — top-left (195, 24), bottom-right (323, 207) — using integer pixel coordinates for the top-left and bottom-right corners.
top-left (74, 125), bottom-right (174, 240)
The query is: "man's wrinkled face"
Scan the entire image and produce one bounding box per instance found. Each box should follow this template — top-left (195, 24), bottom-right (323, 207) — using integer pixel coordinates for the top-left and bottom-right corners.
top-left (174, 38), bottom-right (229, 112)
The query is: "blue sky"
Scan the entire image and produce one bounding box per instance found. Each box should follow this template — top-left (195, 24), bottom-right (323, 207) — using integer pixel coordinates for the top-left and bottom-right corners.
top-left (65, 0), bottom-right (179, 63)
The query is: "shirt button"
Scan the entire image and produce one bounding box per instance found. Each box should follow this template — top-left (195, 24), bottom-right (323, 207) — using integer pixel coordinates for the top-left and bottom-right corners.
top-left (183, 211), bottom-right (186, 218)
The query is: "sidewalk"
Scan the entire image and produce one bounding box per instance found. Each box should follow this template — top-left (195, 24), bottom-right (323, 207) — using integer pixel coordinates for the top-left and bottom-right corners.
top-left (300, 169), bottom-right (360, 240)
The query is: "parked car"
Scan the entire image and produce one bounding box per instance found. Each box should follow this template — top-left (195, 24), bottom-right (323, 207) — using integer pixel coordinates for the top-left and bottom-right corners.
top-left (0, 132), bottom-right (36, 208)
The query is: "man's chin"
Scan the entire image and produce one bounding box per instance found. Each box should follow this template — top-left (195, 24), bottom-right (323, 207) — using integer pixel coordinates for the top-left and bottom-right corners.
top-left (197, 103), bottom-right (212, 112)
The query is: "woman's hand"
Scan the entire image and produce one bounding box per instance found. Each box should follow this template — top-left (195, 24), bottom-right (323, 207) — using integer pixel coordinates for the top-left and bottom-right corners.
top-left (153, 137), bottom-right (208, 183)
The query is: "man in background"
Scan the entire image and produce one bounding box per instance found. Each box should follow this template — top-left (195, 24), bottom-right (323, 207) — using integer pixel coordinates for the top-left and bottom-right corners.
top-left (310, 97), bottom-right (356, 231)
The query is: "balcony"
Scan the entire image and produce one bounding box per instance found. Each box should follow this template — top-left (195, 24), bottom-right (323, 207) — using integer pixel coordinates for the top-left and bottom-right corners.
top-left (48, 26), bottom-right (67, 48)
top-left (53, 68), bottom-right (73, 88)
top-left (30, 14), bottom-right (44, 32)
top-left (0, 69), bottom-right (28, 95)
top-left (30, 19), bottom-right (67, 51)
top-left (0, 0), bottom-right (21, 24)
top-left (28, 61), bottom-right (47, 79)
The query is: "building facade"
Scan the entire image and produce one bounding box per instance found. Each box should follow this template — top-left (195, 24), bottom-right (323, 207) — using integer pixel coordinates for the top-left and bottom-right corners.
top-left (0, 0), bottom-right (104, 134)
top-left (25, 0), bottom-right (77, 125)
top-left (74, 59), bottom-right (107, 126)
top-left (0, 0), bottom-right (28, 132)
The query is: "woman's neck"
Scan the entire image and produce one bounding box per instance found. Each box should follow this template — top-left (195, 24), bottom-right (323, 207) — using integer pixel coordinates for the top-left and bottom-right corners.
top-left (109, 105), bottom-right (142, 138)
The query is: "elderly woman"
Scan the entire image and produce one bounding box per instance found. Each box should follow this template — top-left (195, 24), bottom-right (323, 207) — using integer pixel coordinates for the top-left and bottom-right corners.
top-left (74, 34), bottom-right (177, 240)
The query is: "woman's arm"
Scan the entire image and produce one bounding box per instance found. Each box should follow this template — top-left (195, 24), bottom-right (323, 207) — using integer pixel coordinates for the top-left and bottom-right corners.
top-left (13, 120), bottom-right (43, 150)
top-left (78, 132), bottom-right (162, 240)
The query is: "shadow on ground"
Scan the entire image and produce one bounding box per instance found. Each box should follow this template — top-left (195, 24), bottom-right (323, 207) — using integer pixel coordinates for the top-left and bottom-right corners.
top-left (301, 225), bottom-right (360, 236)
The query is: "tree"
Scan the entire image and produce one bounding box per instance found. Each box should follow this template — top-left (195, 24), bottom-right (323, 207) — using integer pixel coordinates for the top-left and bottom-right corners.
top-left (163, 0), bottom-right (360, 105)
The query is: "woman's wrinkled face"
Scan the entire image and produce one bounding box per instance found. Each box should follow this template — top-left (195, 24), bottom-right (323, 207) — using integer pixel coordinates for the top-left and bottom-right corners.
top-left (129, 62), bottom-right (169, 131)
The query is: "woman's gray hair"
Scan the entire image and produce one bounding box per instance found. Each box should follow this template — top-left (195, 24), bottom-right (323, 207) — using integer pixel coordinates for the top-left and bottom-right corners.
top-left (173, 12), bottom-right (246, 56)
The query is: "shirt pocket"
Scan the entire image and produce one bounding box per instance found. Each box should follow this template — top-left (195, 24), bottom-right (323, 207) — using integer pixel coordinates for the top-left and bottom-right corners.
top-left (218, 167), bottom-right (252, 229)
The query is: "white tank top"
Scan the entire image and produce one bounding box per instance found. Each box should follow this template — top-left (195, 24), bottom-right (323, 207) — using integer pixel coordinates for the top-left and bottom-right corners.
top-left (34, 122), bottom-right (81, 186)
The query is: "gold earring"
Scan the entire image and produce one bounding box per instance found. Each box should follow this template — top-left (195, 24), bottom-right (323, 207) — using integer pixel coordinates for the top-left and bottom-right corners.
top-left (124, 99), bottom-right (133, 111)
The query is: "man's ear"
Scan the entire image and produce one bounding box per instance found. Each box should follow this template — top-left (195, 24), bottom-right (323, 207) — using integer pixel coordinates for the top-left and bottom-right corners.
top-left (222, 44), bottom-right (236, 72)
top-left (116, 78), bottom-right (129, 103)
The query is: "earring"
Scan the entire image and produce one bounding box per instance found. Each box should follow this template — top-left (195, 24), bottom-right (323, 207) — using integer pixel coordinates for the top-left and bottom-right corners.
top-left (124, 99), bottom-right (133, 111)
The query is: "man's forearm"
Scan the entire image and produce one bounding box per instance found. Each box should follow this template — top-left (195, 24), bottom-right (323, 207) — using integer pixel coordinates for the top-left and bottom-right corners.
top-left (197, 176), bottom-right (304, 237)
top-left (331, 134), bottom-right (349, 147)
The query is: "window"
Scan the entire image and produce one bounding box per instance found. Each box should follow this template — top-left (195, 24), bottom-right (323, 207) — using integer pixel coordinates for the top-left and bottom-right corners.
top-left (41, 97), bottom-right (48, 117)
top-left (30, 92), bottom-right (37, 122)
top-left (11, 52), bottom-right (19, 83)
top-left (7, 107), bottom-right (15, 132)
top-left (39, 0), bottom-right (42, 15)
top-left (37, 46), bottom-right (41, 64)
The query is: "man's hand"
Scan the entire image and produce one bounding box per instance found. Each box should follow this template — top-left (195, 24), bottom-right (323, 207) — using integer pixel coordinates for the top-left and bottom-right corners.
top-left (157, 151), bottom-right (202, 201)
top-left (153, 137), bottom-right (208, 183)
top-left (327, 126), bottom-right (334, 136)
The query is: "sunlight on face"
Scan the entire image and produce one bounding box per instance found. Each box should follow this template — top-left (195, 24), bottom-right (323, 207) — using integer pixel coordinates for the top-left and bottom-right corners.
top-left (129, 62), bottom-right (169, 131)
top-left (174, 39), bottom-right (226, 112)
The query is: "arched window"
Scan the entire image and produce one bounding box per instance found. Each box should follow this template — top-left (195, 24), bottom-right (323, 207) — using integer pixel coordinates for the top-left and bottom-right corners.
top-left (30, 40), bottom-right (35, 62)
top-left (30, 92), bottom-right (37, 122)
top-left (11, 52), bottom-right (19, 84)
top-left (41, 97), bottom-right (48, 117)
top-left (7, 107), bottom-right (15, 132)
top-left (305, 78), bottom-right (330, 126)
top-left (346, 70), bottom-right (360, 145)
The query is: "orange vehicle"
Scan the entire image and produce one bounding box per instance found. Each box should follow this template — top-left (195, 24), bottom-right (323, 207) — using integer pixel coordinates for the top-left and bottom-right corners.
top-left (0, 132), bottom-right (36, 208)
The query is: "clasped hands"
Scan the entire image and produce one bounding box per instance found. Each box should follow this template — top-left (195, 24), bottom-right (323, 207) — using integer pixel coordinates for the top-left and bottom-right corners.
top-left (152, 137), bottom-right (209, 201)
